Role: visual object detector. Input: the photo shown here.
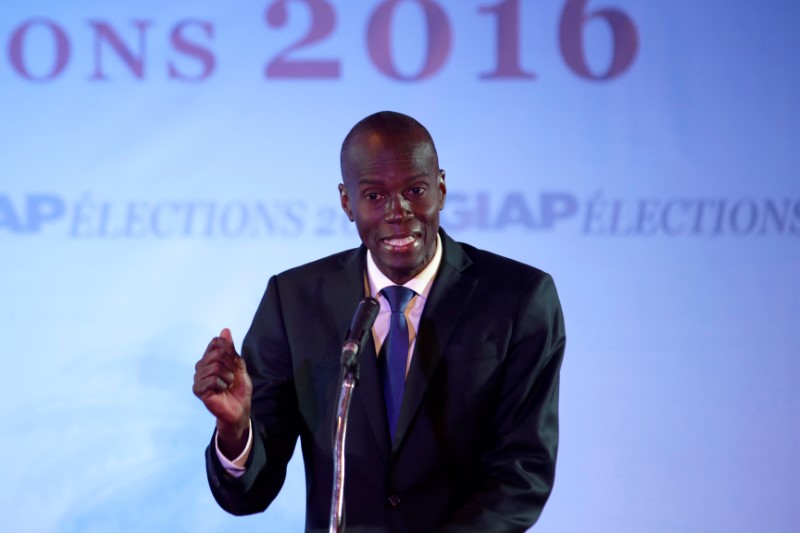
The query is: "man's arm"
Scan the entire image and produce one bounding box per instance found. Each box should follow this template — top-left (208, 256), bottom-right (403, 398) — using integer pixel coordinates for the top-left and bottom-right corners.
top-left (200, 276), bottom-right (302, 515)
top-left (439, 273), bottom-right (566, 532)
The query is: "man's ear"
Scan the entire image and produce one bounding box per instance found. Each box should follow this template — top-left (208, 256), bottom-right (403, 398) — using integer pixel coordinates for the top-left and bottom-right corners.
top-left (339, 183), bottom-right (355, 221)
top-left (437, 169), bottom-right (447, 210)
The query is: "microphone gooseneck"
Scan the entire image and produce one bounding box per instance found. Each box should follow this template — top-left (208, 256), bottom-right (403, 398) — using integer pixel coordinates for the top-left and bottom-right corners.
top-left (330, 296), bottom-right (379, 533)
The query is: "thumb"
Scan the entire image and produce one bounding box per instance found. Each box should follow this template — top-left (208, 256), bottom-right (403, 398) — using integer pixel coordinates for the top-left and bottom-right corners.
top-left (220, 327), bottom-right (234, 346)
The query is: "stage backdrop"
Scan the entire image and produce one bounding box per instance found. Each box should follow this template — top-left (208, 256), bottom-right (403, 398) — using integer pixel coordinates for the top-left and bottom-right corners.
top-left (1, 1), bottom-right (798, 531)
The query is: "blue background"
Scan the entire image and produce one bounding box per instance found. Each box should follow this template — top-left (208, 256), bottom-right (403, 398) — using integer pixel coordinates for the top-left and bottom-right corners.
top-left (1, 1), bottom-right (798, 531)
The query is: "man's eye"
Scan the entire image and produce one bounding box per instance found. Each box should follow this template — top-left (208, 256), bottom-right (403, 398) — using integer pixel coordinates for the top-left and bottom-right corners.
top-left (365, 192), bottom-right (382, 201)
top-left (408, 186), bottom-right (426, 196)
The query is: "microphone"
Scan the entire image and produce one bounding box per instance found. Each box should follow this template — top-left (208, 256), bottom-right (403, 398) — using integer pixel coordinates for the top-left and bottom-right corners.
top-left (340, 297), bottom-right (380, 369)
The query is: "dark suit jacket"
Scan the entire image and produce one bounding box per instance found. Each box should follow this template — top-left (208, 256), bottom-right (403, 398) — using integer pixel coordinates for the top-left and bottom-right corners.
top-left (206, 229), bottom-right (566, 532)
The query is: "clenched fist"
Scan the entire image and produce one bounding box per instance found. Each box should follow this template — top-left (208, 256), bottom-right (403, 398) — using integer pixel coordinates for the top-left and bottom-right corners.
top-left (193, 328), bottom-right (253, 458)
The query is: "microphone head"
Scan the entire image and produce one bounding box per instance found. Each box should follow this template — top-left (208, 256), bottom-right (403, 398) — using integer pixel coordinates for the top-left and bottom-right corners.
top-left (345, 297), bottom-right (380, 348)
top-left (341, 297), bottom-right (380, 369)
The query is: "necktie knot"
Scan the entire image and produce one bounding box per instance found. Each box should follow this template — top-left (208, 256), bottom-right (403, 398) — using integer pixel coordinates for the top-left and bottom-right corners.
top-left (381, 286), bottom-right (414, 314)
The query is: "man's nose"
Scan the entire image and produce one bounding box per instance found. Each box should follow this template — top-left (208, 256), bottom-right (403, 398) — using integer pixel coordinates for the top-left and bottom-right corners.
top-left (384, 194), bottom-right (412, 223)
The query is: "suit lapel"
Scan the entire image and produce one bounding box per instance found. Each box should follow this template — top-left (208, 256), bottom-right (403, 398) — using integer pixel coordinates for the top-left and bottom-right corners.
top-left (322, 247), bottom-right (365, 358)
top-left (392, 231), bottom-right (477, 455)
top-left (322, 246), bottom-right (391, 465)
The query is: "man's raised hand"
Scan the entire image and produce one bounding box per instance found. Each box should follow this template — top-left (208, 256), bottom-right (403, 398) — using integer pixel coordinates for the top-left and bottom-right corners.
top-left (193, 328), bottom-right (253, 458)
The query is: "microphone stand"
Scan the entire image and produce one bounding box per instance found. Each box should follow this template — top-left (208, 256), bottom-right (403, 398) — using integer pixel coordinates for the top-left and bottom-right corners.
top-left (329, 342), bottom-right (360, 533)
top-left (328, 296), bottom-right (378, 533)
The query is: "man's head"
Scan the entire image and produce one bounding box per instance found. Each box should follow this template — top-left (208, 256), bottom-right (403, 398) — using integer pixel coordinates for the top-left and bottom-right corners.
top-left (339, 111), bottom-right (446, 285)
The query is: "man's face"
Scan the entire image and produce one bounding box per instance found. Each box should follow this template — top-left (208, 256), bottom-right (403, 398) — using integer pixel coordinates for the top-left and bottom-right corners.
top-left (339, 130), bottom-right (446, 285)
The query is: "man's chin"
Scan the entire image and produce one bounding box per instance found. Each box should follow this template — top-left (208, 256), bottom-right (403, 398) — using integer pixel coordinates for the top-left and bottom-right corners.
top-left (374, 257), bottom-right (425, 284)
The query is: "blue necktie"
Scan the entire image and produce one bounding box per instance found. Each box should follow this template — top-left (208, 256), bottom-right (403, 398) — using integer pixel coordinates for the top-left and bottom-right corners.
top-left (379, 285), bottom-right (415, 441)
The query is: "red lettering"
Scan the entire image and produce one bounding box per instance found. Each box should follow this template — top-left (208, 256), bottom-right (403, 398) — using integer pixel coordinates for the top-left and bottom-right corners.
top-left (89, 20), bottom-right (152, 80)
top-left (367, 0), bottom-right (452, 81)
top-left (264, 0), bottom-right (340, 78)
top-left (169, 20), bottom-right (215, 81)
top-left (8, 19), bottom-right (71, 81)
top-left (479, 0), bottom-right (536, 80)
top-left (559, 0), bottom-right (639, 81)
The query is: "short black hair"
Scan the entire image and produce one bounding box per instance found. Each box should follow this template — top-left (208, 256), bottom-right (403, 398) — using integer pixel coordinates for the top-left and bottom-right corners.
top-left (340, 111), bottom-right (438, 175)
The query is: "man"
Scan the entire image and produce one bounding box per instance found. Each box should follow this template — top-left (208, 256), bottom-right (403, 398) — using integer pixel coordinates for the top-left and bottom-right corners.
top-left (193, 111), bottom-right (566, 532)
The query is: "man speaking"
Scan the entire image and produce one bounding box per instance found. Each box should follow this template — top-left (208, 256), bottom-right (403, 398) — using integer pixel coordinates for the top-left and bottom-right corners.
top-left (193, 111), bottom-right (566, 532)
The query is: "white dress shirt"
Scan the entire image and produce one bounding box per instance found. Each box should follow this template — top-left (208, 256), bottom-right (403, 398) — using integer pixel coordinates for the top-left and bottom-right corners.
top-left (365, 233), bottom-right (442, 374)
top-left (216, 234), bottom-right (443, 475)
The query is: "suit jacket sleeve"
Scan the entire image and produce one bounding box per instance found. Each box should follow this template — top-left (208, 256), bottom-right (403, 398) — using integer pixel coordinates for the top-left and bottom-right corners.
top-left (205, 275), bottom-right (301, 516)
top-left (438, 272), bottom-right (566, 532)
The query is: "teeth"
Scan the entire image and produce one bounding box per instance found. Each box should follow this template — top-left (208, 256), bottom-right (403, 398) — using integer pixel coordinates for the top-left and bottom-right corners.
top-left (385, 236), bottom-right (415, 246)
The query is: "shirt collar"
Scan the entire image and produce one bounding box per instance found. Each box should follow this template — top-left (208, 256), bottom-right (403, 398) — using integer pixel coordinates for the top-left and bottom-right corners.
top-left (366, 233), bottom-right (442, 300)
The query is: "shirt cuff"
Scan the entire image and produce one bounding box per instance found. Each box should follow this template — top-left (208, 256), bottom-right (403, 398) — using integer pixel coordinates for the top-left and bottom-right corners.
top-left (214, 419), bottom-right (253, 478)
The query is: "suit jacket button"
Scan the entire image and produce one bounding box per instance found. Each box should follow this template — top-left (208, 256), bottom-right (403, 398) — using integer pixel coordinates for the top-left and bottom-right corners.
top-left (388, 495), bottom-right (401, 507)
